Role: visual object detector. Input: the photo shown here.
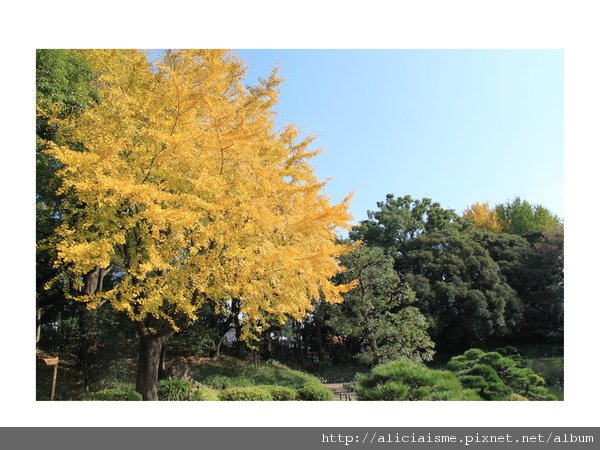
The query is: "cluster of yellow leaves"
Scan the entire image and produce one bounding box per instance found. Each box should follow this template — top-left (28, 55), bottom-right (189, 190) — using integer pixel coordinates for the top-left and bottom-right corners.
top-left (463, 202), bottom-right (502, 232)
top-left (46, 50), bottom-right (356, 336)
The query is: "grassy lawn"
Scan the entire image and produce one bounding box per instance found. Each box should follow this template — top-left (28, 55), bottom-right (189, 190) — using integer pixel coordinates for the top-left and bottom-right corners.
top-left (190, 356), bottom-right (323, 389)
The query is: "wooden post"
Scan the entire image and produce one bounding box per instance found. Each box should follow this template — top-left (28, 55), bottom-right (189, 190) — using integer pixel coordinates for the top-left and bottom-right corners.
top-left (43, 357), bottom-right (59, 401)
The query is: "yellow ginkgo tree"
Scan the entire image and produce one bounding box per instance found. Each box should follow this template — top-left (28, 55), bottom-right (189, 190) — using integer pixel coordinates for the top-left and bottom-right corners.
top-left (46, 50), bottom-right (355, 400)
top-left (463, 202), bottom-right (502, 232)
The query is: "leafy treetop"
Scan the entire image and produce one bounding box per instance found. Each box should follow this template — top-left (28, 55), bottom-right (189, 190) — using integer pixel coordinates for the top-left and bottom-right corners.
top-left (46, 49), bottom-right (355, 338)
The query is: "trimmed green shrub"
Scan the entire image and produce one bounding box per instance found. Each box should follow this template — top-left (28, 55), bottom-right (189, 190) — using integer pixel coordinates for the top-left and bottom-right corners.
top-left (355, 360), bottom-right (481, 401)
top-left (508, 393), bottom-right (528, 401)
top-left (261, 385), bottom-right (297, 401)
top-left (496, 346), bottom-right (519, 357)
top-left (297, 384), bottom-right (334, 401)
top-left (191, 387), bottom-right (220, 401)
top-left (89, 388), bottom-right (142, 401)
top-left (448, 348), bottom-right (557, 401)
top-left (219, 386), bottom-right (273, 401)
top-left (157, 379), bottom-right (194, 401)
top-left (357, 381), bottom-right (410, 401)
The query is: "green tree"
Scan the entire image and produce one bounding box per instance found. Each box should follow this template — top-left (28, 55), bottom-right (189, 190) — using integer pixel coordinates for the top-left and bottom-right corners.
top-left (330, 245), bottom-right (434, 366)
top-left (350, 194), bottom-right (461, 253)
top-left (495, 197), bottom-right (562, 235)
top-left (473, 229), bottom-right (563, 343)
top-left (397, 234), bottom-right (522, 351)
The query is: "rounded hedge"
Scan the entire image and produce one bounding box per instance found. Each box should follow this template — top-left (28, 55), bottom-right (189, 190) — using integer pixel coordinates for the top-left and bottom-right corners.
top-left (191, 386), bottom-right (220, 401)
top-left (219, 386), bottom-right (273, 401)
top-left (297, 384), bottom-right (334, 401)
top-left (89, 388), bottom-right (142, 401)
top-left (261, 385), bottom-right (297, 401)
top-left (355, 360), bottom-right (481, 401)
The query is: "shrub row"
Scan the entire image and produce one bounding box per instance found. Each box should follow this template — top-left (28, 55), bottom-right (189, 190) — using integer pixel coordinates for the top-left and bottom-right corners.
top-left (89, 379), bottom-right (333, 401)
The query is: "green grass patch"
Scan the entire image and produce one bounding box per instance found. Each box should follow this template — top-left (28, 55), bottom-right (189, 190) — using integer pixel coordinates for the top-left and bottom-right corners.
top-left (192, 356), bottom-right (322, 390)
top-left (88, 388), bottom-right (142, 401)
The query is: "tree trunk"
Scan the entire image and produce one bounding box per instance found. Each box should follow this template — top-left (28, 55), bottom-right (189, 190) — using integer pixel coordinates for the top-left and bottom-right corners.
top-left (266, 332), bottom-right (273, 361)
top-left (78, 305), bottom-right (99, 391)
top-left (316, 320), bottom-right (325, 363)
top-left (136, 334), bottom-right (169, 400)
top-left (294, 320), bottom-right (305, 365)
top-left (77, 264), bottom-right (112, 390)
top-left (36, 304), bottom-right (42, 346)
top-left (158, 340), bottom-right (168, 379)
top-left (232, 299), bottom-right (245, 358)
top-left (214, 337), bottom-right (223, 357)
top-left (362, 310), bottom-right (380, 367)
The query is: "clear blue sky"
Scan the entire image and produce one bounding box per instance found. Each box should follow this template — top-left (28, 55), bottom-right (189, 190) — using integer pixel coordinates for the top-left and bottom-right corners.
top-left (234, 50), bottom-right (563, 224)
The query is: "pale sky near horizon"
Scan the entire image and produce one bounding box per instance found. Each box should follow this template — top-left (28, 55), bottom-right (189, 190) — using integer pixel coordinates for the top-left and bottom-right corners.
top-left (234, 50), bottom-right (563, 224)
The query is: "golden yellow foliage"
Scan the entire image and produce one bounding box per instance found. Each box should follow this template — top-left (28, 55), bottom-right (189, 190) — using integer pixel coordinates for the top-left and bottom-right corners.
top-left (463, 202), bottom-right (502, 232)
top-left (46, 50), bottom-right (355, 336)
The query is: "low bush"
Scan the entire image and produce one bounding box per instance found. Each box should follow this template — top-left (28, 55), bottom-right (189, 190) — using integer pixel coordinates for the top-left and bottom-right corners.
top-left (89, 388), bottom-right (142, 401)
top-left (192, 357), bottom-right (320, 390)
top-left (191, 386), bottom-right (220, 401)
top-left (355, 360), bottom-right (481, 401)
top-left (297, 384), bottom-right (334, 401)
top-left (219, 386), bottom-right (273, 401)
top-left (157, 379), bottom-right (194, 401)
top-left (448, 348), bottom-right (557, 401)
top-left (261, 385), bottom-right (297, 401)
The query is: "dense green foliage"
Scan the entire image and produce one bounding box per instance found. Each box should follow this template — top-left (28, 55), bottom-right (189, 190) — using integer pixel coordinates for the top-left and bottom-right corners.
top-left (495, 198), bottom-right (562, 235)
top-left (297, 384), bottom-right (335, 401)
top-left (219, 387), bottom-right (273, 401)
top-left (89, 388), bottom-right (142, 401)
top-left (190, 387), bottom-right (221, 401)
top-left (345, 193), bottom-right (563, 353)
top-left (350, 194), bottom-right (461, 249)
top-left (192, 358), bottom-right (321, 390)
top-left (474, 230), bottom-right (564, 342)
top-left (355, 360), bottom-right (481, 401)
top-left (261, 385), bottom-right (297, 400)
top-left (329, 245), bottom-right (434, 366)
top-left (157, 379), bottom-right (195, 401)
top-left (398, 233), bottom-right (522, 350)
top-left (448, 348), bottom-right (557, 400)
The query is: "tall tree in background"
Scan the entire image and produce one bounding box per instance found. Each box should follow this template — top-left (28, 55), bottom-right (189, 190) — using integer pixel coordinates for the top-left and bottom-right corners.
top-left (44, 50), bottom-right (355, 399)
top-left (329, 245), bottom-right (434, 366)
top-left (351, 194), bottom-right (519, 351)
top-left (397, 233), bottom-right (522, 351)
top-left (466, 201), bottom-right (563, 343)
top-left (350, 194), bottom-right (461, 254)
top-left (495, 197), bottom-right (562, 235)
top-left (463, 202), bottom-right (501, 232)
